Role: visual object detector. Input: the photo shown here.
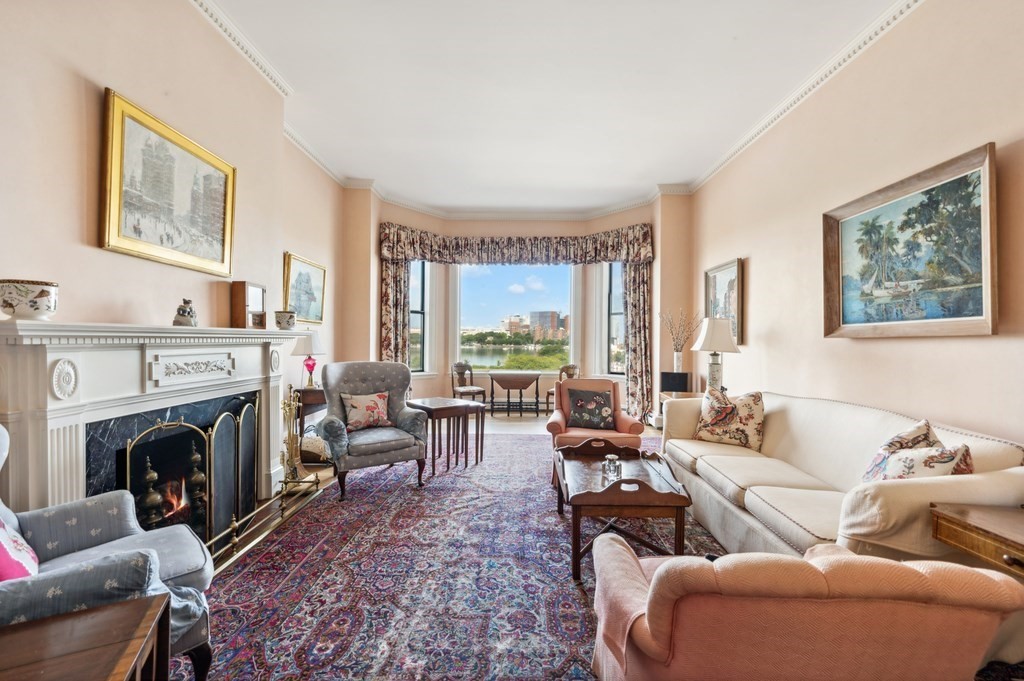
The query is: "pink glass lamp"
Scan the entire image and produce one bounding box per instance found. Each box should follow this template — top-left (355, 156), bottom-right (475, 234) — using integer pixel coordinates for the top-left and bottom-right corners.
top-left (292, 332), bottom-right (325, 388)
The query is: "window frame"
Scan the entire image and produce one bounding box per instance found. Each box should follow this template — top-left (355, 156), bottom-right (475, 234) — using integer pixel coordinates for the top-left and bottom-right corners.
top-left (607, 261), bottom-right (625, 375)
top-left (408, 259), bottom-right (426, 372)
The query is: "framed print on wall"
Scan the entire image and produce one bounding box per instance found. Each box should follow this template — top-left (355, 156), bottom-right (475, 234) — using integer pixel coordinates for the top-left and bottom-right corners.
top-left (823, 143), bottom-right (996, 338)
top-left (705, 258), bottom-right (743, 345)
top-left (101, 89), bottom-right (236, 276)
top-left (284, 252), bottom-right (326, 324)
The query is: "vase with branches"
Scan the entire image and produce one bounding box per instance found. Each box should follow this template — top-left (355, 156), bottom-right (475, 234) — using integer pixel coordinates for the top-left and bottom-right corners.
top-left (659, 308), bottom-right (703, 373)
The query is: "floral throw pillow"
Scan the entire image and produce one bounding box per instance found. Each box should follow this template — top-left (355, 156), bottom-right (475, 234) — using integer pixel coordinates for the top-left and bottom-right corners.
top-left (0, 518), bottom-right (38, 582)
top-left (566, 389), bottom-right (616, 430)
top-left (863, 419), bottom-right (974, 481)
top-left (693, 387), bottom-right (765, 451)
top-left (341, 392), bottom-right (394, 433)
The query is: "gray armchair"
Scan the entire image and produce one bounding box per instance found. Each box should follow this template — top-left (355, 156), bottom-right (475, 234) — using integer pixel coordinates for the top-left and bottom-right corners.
top-left (0, 424), bottom-right (213, 680)
top-left (316, 361), bottom-right (427, 498)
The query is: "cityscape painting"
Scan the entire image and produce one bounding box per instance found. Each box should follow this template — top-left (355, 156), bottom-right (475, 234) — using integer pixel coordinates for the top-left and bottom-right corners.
top-left (103, 89), bottom-right (236, 276)
top-left (824, 144), bottom-right (996, 338)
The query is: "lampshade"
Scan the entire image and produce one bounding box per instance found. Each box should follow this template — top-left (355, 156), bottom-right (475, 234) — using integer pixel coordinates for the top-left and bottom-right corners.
top-left (691, 318), bottom-right (739, 354)
top-left (292, 331), bottom-right (324, 356)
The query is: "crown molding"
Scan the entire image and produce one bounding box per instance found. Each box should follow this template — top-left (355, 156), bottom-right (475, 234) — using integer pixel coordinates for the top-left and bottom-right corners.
top-left (283, 126), bottom-right (344, 183)
top-left (190, 0), bottom-right (293, 98)
top-left (656, 184), bottom-right (693, 196)
top-left (692, 0), bottom-right (924, 191)
top-left (341, 178), bottom-right (378, 191)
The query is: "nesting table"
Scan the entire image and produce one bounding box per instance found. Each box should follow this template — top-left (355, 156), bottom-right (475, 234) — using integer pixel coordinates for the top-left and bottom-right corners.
top-left (408, 397), bottom-right (486, 475)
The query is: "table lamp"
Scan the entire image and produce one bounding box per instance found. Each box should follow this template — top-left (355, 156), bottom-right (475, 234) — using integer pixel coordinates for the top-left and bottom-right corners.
top-left (691, 318), bottom-right (739, 392)
top-left (292, 331), bottom-right (324, 387)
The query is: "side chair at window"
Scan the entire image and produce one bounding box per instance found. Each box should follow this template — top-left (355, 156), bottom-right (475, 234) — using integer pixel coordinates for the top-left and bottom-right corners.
top-left (451, 361), bottom-right (486, 402)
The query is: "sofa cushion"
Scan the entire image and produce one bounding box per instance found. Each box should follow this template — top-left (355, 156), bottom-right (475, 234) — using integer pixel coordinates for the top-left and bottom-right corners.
top-left (696, 455), bottom-right (834, 509)
top-left (694, 387), bottom-right (765, 451)
top-left (745, 486), bottom-right (845, 553)
top-left (664, 438), bottom-right (762, 474)
top-left (566, 389), bottom-right (616, 430)
top-left (38, 524), bottom-right (212, 591)
top-left (341, 391), bottom-right (394, 432)
top-left (347, 427), bottom-right (416, 457)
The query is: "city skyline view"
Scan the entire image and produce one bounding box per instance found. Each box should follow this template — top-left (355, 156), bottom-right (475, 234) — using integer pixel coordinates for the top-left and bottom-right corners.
top-left (459, 264), bottom-right (571, 330)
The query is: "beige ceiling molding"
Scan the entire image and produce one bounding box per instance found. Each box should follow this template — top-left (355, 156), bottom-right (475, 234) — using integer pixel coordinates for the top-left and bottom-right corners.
top-left (191, 0), bottom-right (293, 97)
top-left (692, 0), bottom-right (924, 191)
top-left (657, 184), bottom-right (692, 196)
top-left (284, 126), bottom-right (344, 183)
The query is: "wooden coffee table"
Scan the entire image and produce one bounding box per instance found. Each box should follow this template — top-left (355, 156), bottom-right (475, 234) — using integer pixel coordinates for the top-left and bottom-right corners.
top-left (554, 438), bottom-right (691, 580)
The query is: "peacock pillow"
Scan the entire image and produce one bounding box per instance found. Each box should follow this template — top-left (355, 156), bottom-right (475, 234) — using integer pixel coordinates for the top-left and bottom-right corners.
top-left (566, 389), bottom-right (616, 430)
top-left (341, 392), bottom-right (394, 433)
top-left (693, 386), bottom-right (765, 451)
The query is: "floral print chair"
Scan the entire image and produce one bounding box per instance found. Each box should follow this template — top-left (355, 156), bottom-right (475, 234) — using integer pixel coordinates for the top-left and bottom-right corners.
top-left (546, 377), bottom-right (644, 450)
top-left (0, 424), bottom-right (213, 680)
top-left (317, 361), bottom-right (427, 498)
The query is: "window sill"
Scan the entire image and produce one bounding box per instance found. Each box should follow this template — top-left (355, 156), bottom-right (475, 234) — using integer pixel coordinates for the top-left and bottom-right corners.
top-left (411, 372), bottom-right (439, 380)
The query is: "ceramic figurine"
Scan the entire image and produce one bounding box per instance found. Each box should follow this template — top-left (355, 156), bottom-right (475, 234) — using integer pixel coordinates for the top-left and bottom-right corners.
top-left (173, 298), bottom-right (198, 327)
top-left (0, 280), bottom-right (59, 320)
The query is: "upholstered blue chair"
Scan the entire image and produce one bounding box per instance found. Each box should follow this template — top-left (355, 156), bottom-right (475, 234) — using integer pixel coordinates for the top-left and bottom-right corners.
top-left (317, 361), bottom-right (427, 498)
top-left (0, 424), bottom-right (214, 679)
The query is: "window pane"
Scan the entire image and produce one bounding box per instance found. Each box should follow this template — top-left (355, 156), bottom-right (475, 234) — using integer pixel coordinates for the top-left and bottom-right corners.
top-left (609, 313), bottom-right (625, 374)
top-left (407, 261), bottom-right (425, 371)
top-left (409, 260), bottom-right (424, 313)
top-left (409, 311), bottom-right (423, 371)
top-left (610, 262), bottom-right (623, 314)
top-left (460, 264), bottom-right (570, 371)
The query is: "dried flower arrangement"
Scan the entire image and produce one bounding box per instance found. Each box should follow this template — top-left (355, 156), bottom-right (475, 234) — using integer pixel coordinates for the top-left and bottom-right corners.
top-left (659, 309), bottom-right (703, 352)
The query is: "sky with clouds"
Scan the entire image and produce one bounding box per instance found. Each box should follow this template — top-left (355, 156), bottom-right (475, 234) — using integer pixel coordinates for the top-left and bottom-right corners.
top-left (460, 264), bottom-right (571, 329)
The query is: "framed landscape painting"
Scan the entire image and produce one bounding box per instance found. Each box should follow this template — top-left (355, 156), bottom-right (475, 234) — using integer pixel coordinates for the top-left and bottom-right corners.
top-left (102, 89), bottom-right (236, 276)
top-left (284, 252), bottom-right (326, 324)
top-left (823, 143), bottom-right (996, 338)
top-left (705, 258), bottom-right (743, 345)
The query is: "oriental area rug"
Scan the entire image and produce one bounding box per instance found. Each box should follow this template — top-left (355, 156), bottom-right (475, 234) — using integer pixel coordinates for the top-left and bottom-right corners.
top-left (170, 434), bottom-right (1024, 681)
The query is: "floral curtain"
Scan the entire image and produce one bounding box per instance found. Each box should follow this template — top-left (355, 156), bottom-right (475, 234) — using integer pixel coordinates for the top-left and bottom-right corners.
top-left (623, 262), bottom-right (653, 420)
top-left (379, 221), bottom-right (654, 418)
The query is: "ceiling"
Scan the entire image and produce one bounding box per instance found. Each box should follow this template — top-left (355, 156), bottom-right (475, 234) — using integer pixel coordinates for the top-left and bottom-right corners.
top-left (207, 0), bottom-right (909, 218)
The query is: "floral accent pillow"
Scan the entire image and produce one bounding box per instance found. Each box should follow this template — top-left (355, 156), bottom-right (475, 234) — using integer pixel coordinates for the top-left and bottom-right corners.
top-left (341, 392), bottom-right (394, 433)
top-left (693, 387), bottom-right (765, 451)
top-left (863, 419), bottom-right (974, 481)
top-left (566, 389), bottom-right (616, 430)
top-left (0, 518), bottom-right (38, 582)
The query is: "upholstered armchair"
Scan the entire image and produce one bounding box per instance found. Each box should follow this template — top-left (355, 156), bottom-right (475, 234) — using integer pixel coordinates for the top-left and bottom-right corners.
top-left (317, 361), bottom-right (427, 498)
top-left (592, 535), bottom-right (1024, 681)
top-left (0, 425), bottom-right (214, 680)
top-left (546, 377), bottom-right (644, 449)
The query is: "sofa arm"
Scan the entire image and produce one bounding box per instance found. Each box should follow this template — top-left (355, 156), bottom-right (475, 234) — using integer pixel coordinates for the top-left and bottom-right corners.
top-left (661, 398), bottom-right (702, 446)
top-left (838, 466), bottom-right (1024, 558)
top-left (396, 406), bottom-right (427, 443)
top-left (316, 415), bottom-right (349, 461)
top-left (17, 490), bottom-right (142, 562)
top-left (593, 535), bottom-right (669, 666)
top-left (0, 549), bottom-right (162, 627)
top-left (614, 410), bottom-right (645, 436)
top-left (546, 410), bottom-right (567, 436)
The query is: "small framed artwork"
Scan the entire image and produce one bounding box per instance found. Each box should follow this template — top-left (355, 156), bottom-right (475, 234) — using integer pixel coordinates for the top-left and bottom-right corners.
top-left (284, 252), bottom-right (326, 324)
top-left (823, 143), bottom-right (996, 338)
top-left (705, 258), bottom-right (743, 345)
top-left (101, 89), bottom-right (236, 276)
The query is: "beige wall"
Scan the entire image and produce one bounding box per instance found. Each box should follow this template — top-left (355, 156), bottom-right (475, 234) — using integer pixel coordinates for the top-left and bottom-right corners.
top-left (688, 0), bottom-right (1024, 441)
top-left (0, 1), bottom-right (344, 367)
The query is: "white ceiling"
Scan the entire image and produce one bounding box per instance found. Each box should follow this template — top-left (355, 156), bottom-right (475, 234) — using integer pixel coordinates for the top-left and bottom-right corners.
top-left (207, 0), bottom-right (910, 218)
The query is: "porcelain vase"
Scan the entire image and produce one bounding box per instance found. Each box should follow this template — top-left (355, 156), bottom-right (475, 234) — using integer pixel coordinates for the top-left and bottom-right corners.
top-left (673, 351), bottom-right (683, 373)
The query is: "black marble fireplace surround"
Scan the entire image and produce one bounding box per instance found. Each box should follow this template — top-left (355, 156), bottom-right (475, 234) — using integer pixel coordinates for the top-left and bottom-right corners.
top-left (86, 392), bottom-right (259, 544)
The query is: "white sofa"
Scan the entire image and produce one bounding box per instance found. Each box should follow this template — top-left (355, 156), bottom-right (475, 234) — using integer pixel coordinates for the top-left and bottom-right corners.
top-left (661, 392), bottom-right (1024, 663)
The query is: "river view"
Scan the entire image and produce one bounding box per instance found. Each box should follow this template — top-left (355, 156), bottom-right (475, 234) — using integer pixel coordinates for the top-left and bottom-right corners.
top-left (460, 345), bottom-right (537, 368)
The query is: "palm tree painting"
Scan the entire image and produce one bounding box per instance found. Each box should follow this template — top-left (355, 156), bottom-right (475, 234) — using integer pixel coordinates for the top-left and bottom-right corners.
top-left (839, 169), bottom-right (985, 326)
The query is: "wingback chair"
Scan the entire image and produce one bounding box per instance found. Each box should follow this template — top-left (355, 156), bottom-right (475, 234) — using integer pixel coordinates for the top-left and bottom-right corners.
top-left (0, 425), bottom-right (214, 679)
top-left (451, 361), bottom-right (485, 402)
top-left (317, 361), bottom-right (427, 498)
top-left (546, 377), bottom-right (644, 449)
top-left (592, 535), bottom-right (1024, 681)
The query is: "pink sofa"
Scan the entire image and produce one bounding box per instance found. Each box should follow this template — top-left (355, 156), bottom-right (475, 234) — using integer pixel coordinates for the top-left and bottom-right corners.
top-left (592, 535), bottom-right (1024, 681)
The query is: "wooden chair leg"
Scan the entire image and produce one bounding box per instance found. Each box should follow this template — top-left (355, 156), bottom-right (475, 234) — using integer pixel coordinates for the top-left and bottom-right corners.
top-left (417, 458), bottom-right (425, 486)
top-left (337, 471), bottom-right (348, 499)
top-left (185, 642), bottom-right (213, 681)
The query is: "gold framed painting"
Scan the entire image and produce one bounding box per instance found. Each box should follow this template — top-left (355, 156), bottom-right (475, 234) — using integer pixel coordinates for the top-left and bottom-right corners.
top-left (704, 258), bottom-right (743, 345)
top-left (284, 252), bottom-right (326, 324)
top-left (823, 143), bottom-right (996, 338)
top-left (102, 89), bottom-right (236, 276)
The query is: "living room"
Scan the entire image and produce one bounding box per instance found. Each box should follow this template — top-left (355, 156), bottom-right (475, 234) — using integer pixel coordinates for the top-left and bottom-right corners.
top-left (2, 0), bottom-right (1024, 679)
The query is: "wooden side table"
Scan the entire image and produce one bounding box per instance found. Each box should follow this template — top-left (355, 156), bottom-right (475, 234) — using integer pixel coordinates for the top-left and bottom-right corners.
top-left (294, 386), bottom-right (327, 435)
top-left (0, 593), bottom-right (170, 681)
top-left (930, 503), bottom-right (1024, 578)
top-left (408, 397), bottom-right (486, 475)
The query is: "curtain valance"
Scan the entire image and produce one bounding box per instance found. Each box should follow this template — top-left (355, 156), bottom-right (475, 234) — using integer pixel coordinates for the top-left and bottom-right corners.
top-left (379, 222), bottom-right (654, 265)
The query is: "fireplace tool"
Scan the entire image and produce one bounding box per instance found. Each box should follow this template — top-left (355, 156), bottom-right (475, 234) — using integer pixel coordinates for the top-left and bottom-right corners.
top-left (279, 389), bottom-right (321, 512)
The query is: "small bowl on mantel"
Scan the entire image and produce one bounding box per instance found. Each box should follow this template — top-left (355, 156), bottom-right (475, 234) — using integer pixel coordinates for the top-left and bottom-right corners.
top-left (0, 280), bottom-right (59, 320)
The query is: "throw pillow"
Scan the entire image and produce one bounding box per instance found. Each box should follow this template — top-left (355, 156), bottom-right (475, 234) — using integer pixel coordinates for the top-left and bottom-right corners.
top-left (566, 389), bottom-right (616, 430)
top-left (863, 420), bottom-right (974, 481)
top-left (341, 392), bottom-right (393, 433)
top-left (0, 519), bottom-right (38, 582)
top-left (879, 444), bottom-right (972, 480)
top-left (693, 386), bottom-right (765, 451)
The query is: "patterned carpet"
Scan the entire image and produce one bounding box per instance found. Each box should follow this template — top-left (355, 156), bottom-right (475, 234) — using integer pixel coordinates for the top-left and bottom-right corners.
top-left (170, 434), bottom-right (720, 679)
top-left (170, 433), bottom-right (1024, 680)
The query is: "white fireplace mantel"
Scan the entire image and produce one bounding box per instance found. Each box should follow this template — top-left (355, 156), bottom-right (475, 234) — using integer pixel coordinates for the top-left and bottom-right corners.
top-left (0, 320), bottom-right (310, 511)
